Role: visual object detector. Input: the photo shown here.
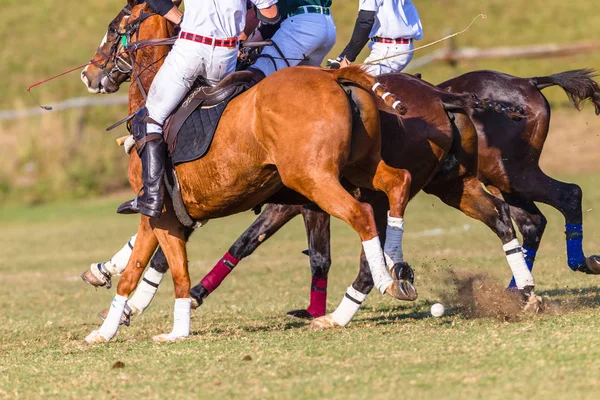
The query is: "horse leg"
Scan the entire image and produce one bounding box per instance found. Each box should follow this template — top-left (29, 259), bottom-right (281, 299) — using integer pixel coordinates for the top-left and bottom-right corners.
top-left (149, 208), bottom-right (193, 343)
top-left (501, 194), bottom-right (547, 288)
top-left (286, 207), bottom-right (331, 319)
top-left (94, 225), bottom-right (195, 326)
top-left (509, 169), bottom-right (600, 274)
top-left (84, 216), bottom-right (159, 344)
top-left (309, 160), bottom-right (416, 329)
top-left (189, 204), bottom-right (303, 306)
top-left (424, 177), bottom-right (538, 304)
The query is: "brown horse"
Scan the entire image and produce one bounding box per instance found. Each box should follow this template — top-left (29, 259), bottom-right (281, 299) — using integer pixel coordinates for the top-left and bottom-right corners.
top-left (82, 0), bottom-right (536, 329)
top-left (81, 1), bottom-right (417, 343)
top-left (175, 68), bottom-right (600, 327)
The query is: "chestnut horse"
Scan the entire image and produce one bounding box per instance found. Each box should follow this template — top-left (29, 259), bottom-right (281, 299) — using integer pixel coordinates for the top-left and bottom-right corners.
top-left (81, 1), bottom-right (417, 343)
top-left (82, 1), bottom-right (540, 330)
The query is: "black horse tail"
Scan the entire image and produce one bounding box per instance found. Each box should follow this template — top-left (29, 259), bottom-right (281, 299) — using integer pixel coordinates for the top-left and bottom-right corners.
top-left (440, 92), bottom-right (525, 120)
top-left (531, 69), bottom-right (600, 115)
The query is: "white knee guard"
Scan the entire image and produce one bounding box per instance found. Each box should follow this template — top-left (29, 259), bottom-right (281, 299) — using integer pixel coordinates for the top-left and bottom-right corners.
top-left (504, 239), bottom-right (534, 289)
top-left (331, 286), bottom-right (368, 327)
top-left (128, 267), bottom-right (165, 315)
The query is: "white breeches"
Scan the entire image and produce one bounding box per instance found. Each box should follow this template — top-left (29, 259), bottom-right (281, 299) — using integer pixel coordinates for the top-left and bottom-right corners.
top-left (253, 13), bottom-right (336, 76)
top-left (145, 39), bottom-right (238, 126)
top-left (363, 41), bottom-right (414, 76)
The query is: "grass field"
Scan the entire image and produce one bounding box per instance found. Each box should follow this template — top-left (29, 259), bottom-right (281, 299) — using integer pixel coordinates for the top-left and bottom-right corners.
top-left (2, 169), bottom-right (600, 398)
top-left (2, 1), bottom-right (600, 398)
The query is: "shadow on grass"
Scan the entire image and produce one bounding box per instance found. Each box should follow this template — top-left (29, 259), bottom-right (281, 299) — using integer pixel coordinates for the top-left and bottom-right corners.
top-left (538, 286), bottom-right (600, 309)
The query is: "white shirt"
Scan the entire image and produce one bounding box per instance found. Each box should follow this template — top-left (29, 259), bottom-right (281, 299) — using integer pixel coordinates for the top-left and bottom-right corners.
top-left (359, 0), bottom-right (423, 40)
top-left (181, 0), bottom-right (278, 38)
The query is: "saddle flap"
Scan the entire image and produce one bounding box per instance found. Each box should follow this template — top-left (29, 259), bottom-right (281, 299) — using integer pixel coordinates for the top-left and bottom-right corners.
top-left (163, 71), bottom-right (253, 153)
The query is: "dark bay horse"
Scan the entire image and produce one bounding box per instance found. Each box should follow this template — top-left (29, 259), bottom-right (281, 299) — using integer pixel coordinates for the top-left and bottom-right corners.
top-left (175, 68), bottom-right (600, 328)
top-left (82, 3), bottom-right (538, 329)
top-left (81, 1), bottom-right (417, 343)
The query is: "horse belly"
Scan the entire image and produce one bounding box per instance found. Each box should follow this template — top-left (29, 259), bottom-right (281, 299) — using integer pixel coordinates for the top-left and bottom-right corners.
top-left (175, 154), bottom-right (281, 220)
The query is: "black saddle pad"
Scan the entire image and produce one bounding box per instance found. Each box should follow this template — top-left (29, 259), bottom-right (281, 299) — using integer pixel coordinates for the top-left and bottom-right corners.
top-left (170, 100), bottom-right (229, 165)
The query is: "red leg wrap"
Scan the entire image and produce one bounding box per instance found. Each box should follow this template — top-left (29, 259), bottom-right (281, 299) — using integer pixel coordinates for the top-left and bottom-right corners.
top-left (200, 252), bottom-right (240, 293)
top-left (306, 276), bottom-right (328, 317)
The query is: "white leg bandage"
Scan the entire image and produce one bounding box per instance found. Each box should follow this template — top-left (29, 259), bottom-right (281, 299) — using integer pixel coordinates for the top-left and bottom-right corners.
top-left (331, 286), bottom-right (368, 327)
top-left (384, 212), bottom-right (404, 270)
top-left (90, 235), bottom-right (137, 281)
top-left (170, 298), bottom-right (192, 338)
top-left (504, 239), bottom-right (534, 289)
top-left (128, 267), bottom-right (165, 315)
top-left (97, 294), bottom-right (128, 341)
top-left (362, 236), bottom-right (394, 294)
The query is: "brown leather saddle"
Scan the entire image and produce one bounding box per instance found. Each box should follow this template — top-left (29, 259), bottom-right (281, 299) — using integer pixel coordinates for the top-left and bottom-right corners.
top-left (163, 70), bottom-right (254, 153)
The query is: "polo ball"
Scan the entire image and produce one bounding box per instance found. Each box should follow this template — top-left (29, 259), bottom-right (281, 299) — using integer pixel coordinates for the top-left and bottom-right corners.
top-left (431, 303), bottom-right (445, 317)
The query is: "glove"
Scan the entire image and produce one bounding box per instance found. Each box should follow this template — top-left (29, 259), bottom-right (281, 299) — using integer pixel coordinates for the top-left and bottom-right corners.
top-left (326, 57), bottom-right (342, 69)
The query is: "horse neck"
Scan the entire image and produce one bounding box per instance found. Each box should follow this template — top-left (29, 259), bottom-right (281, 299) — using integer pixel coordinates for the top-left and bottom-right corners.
top-left (128, 16), bottom-right (173, 113)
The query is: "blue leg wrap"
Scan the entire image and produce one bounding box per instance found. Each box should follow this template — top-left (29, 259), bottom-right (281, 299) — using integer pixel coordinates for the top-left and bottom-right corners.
top-left (566, 224), bottom-right (585, 271)
top-left (508, 245), bottom-right (536, 289)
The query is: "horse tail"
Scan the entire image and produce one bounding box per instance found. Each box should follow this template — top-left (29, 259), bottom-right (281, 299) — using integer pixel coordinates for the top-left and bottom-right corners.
top-left (530, 69), bottom-right (600, 115)
top-left (439, 91), bottom-right (526, 120)
top-left (331, 66), bottom-right (408, 115)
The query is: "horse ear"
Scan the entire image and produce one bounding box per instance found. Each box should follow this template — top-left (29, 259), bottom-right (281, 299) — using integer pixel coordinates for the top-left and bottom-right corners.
top-left (173, 0), bottom-right (182, 6)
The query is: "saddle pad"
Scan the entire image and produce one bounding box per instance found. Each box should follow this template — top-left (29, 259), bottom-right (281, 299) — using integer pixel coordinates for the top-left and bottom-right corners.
top-left (170, 100), bottom-right (230, 165)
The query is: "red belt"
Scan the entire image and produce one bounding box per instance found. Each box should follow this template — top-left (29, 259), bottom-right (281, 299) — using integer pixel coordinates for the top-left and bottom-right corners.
top-left (371, 37), bottom-right (413, 45)
top-left (179, 31), bottom-right (238, 48)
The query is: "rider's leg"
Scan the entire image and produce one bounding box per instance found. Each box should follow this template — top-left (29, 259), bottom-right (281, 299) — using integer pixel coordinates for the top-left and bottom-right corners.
top-left (118, 40), bottom-right (236, 217)
top-left (251, 13), bottom-right (336, 76)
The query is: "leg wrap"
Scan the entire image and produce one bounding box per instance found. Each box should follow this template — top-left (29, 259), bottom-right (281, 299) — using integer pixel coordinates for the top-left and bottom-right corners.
top-left (170, 298), bottom-right (192, 338)
top-left (504, 239), bottom-right (534, 289)
top-left (331, 286), bottom-right (368, 327)
top-left (362, 237), bottom-right (393, 294)
top-left (566, 224), bottom-right (585, 270)
top-left (306, 276), bottom-right (328, 317)
top-left (200, 252), bottom-right (240, 293)
top-left (102, 235), bottom-right (137, 276)
top-left (98, 294), bottom-right (128, 340)
top-left (383, 212), bottom-right (404, 269)
top-left (128, 267), bottom-right (165, 314)
top-left (508, 245), bottom-right (536, 289)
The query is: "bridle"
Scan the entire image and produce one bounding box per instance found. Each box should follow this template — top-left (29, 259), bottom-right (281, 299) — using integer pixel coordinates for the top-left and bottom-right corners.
top-left (90, 6), bottom-right (172, 98)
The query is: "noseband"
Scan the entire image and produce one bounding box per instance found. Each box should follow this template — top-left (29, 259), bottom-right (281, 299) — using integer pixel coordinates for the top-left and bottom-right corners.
top-left (90, 7), bottom-right (160, 89)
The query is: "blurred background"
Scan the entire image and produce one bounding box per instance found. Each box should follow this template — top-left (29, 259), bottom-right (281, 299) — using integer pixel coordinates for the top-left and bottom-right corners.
top-left (0, 0), bottom-right (599, 204)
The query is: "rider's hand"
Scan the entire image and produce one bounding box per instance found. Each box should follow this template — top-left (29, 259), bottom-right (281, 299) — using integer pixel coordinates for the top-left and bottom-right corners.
top-left (326, 57), bottom-right (342, 69)
top-left (339, 57), bottom-right (352, 68)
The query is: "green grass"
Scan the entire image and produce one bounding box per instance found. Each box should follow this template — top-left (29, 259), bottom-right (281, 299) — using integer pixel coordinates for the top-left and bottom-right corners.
top-left (2, 174), bottom-right (600, 398)
top-left (2, 0), bottom-right (599, 108)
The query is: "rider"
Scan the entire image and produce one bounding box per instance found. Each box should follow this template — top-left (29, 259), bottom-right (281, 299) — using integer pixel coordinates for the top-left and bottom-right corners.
top-left (327, 0), bottom-right (423, 75)
top-left (81, 0), bottom-right (336, 320)
top-left (245, 0), bottom-right (337, 79)
top-left (118, 0), bottom-right (280, 218)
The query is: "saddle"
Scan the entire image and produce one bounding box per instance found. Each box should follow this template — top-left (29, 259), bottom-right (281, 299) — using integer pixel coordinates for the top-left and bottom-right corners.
top-left (163, 71), bottom-right (254, 164)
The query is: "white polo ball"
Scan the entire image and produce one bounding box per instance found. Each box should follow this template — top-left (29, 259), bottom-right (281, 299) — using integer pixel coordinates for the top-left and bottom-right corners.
top-left (431, 303), bottom-right (445, 318)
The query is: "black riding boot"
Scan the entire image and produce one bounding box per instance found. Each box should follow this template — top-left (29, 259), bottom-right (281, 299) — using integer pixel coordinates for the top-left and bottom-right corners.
top-left (117, 107), bottom-right (167, 218)
top-left (118, 138), bottom-right (167, 218)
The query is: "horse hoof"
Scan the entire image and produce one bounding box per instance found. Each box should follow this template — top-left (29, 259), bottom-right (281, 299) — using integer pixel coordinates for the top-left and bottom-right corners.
top-left (391, 262), bottom-right (415, 284)
top-left (385, 280), bottom-right (418, 301)
top-left (286, 309), bottom-right (314, 320)
top-left (97, 305), bottom-right (133, 327)
top-left (84, 330), bottom-right (108, 344)
top-left (583, 255), bottom-right (600, 274)
top-left (80, 269), bottom-right (108, 288)
top-left (151, 333), bottom-right (188, 343)
top-left (309, 314), bottom-right (339, 330)
top-left (191, 297), bottom-right (200, 309)
top-left (521, 286), bottom-right (544, 314)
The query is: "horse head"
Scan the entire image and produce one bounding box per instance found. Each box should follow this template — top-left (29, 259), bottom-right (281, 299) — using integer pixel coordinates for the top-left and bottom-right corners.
top-left (81, 1), bottom-right (177, 94)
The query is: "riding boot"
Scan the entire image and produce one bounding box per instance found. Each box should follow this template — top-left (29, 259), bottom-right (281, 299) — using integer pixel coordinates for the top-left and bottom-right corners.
top-left (118, 138), bottom-right (167, 218)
